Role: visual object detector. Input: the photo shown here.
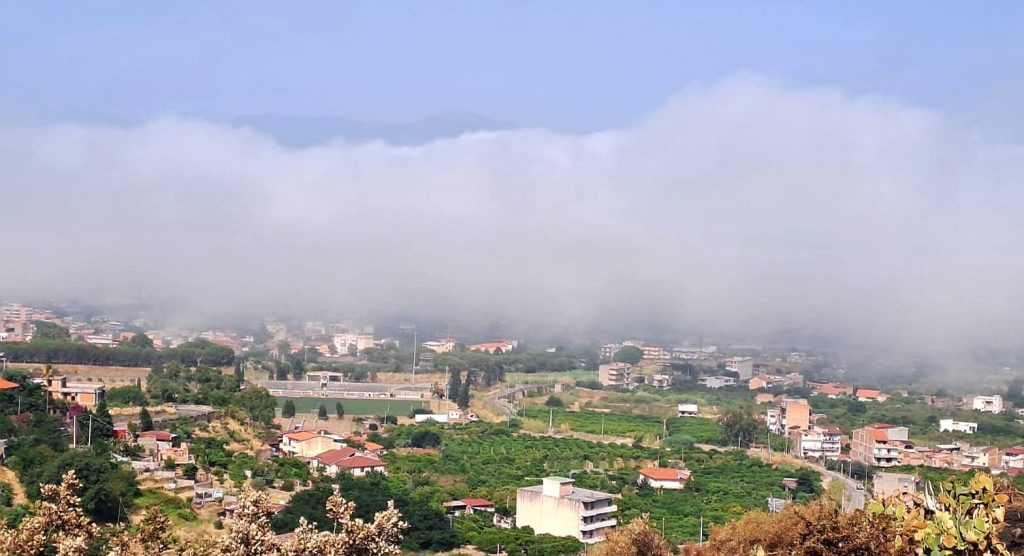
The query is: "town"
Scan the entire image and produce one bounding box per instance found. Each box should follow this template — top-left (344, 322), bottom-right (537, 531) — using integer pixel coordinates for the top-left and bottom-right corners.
top-left (2, 301), bottom-right (1024, 554)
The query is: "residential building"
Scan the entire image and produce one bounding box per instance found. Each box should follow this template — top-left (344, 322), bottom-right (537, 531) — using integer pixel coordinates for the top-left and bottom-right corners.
top-left (637, 468), bottom-right (691, 490)
top-left (469, 340), bottom-right (518, 354)
top-left (724, 357), bottom-right (754, 380)
top-left (677, 404), bottom-right (699, 418)
top-left (641, 345), bottom-right (668, 361)
top-left (856, 389), bottom-right (888, 402)
top-left (698, 375), bottom-right (737, 389)
top-left (310, 447), bottom-right (359, 476)
top-left (137, 431), bottom-right (176, 454)
top-left (754, 392), bottom-right (776, 404)
top-left (962, 446), bottom-right (1001, 469)
top-left (598, 363), bottom-right (634, 388)
top-left (516, 477), bottom-right (617, 544)
top-left (748, 375), bottom-right (771, 390)
top-left (444, 498), bottom-right (496, 516)
top-left (792, 426), bottom-right (842, 459)
top-left (812, 382), bottom-right (854, 398)
top-left (973, 395), bottom-right (1004, 414)
top-left (280, 431), bottom-right (340, 458)
top-left (43, 375), bottom-right (105, 407)
top-left (1001, 447), bottom-right (1024, 470)
top-left (332, 333), bottom-right (375, 353)
top-left (850, 424), bottom-right (909, 467)
top-left (647, 374), bottom-right (671, 389)
top-left (874, 472), bottom-right (918, 498)
top-left (336, 455), bottom-right (387, 477)
top-left (938, 419), bottom-right (978, 434)
top-left (766, 399), bottom-right (810, 435)
top-left (421, 338), bottom-right (456, 353)
top-left (599, 344), bottom-right (619, 360)
top-left (0, 320), bottom-right (31, 342)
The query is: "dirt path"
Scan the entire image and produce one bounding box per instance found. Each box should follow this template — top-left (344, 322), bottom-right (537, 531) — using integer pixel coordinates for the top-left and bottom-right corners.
top-left (0, 466), bottom-right (28, 505)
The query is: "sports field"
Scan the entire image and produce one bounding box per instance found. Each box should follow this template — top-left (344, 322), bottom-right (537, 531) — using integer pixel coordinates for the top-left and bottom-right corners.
top-left (274, 396), bottom-right (427, 416)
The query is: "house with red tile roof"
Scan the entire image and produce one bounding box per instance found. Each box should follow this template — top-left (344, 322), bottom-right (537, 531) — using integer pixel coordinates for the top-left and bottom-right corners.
top-left (812, 382), bottom-right (854, 398)
top-left (337, 455), bottom-right (388, 477)
top-left (637, 468), bottom-right (691, 490)
top-left (444, 498), bottom-right (496, 516)
top-left (310, 447), bottom-right (359, 476)
top-left (0, 378), bottom-right (19, 390)
top-left (280, 431), bottom-right (339, 458)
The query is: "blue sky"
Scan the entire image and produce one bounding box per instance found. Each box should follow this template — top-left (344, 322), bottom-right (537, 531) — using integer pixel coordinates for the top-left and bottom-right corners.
top-left (3, 1), bottom-right (1023, 134)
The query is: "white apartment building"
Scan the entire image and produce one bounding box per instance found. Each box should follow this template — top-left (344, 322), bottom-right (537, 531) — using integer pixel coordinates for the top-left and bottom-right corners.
top-left (421, 338), bottom-right (456, 353)
top-left (698, 375), bottom-right (737, 389)
top-left (332, 333), bottom-right (375, 353)
top-left (1001, 447), bottom-right (1024, 470)
top-left (724, 357), bottom-right (754, 380)
top-left (516, 477), bottom-right (617, 544)
top-left (792, 426), bottom-right (842, 459)
top-left (598, 363), bottom-right (634, 388)
top-left (972, 395), bottom-right (1004, 414)
top-left (765, 399), bottom-right (810, 435)
top-left (938, 419), bottom-right (978, 434)
top-left (677, 404), bottom-right (699, 417)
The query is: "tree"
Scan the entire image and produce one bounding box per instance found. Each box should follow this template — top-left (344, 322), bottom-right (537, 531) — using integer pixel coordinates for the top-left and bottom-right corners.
top-left (234, 387), bottom-right (278, 426)
top-left (613, 346), bottom-right (643, 365)
top-left (457, 379), bottom-right (470, 409)
top-left (318, 403), bottom-right (328, 420)
top-left (282, 399), bottom-right (296, 418)
top-left (347, 344), bottom-right (358, 357)
top-left (335, 401), bottom-right (345, 419)
top-left (106, 385), bottom-right (147, 407)
top-left (718, 405), bottom-right (758, 447)
top-left (91, 400), bottom-right (114, 442)
top-left (30, 321), bottom-right (70, 342)
top-left (234, 359), bottom-right (245, 382)
top-left (123, 333), bottom-right (154, 349)
top-left (139, 406), bottom-right (154, 432)
top-left (544, 395), bottom-right (565, 408)
top-left (594, 514), bottom-right (671, 556)
top-left (447, 368), bottom-right (462, 401)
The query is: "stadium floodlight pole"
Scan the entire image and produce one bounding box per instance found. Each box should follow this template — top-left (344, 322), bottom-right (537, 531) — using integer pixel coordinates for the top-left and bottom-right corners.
top-left (412, 331), bottom-right (417, 383)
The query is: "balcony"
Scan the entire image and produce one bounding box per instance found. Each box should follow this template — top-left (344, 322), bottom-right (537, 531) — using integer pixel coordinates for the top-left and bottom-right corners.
top-left (579, 517), bottom-right (618, 532)
top-left (580, 504), bottom-right (617, 517)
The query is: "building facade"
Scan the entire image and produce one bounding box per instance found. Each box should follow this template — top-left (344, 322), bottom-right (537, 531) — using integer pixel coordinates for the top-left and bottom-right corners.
top-left (516, 477), bottom-right (617, 544)
top-left (850, 424), bottom-right (909, 467)
top-left (792, 426), bottom-right (842, 459)
top-left (598, 363), bottom-right (633, 388)
top-left (972, 395), bottom-right (1004, 414)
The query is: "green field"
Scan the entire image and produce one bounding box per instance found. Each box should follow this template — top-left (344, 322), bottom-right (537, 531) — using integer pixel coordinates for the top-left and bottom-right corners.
top-left (274, 396), bottom-right (427, 416)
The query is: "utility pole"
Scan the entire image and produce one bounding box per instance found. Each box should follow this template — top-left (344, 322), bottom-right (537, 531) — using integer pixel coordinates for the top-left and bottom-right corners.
top-left (548, 407), bottom-right (553, 434)
top-left (88, 415), bottom-right (93, 447)
top-left (72, 414), bottom-right (77, 448)
top-left (16, 396), bottom-right (20, 415)
top-left (444, 366), bottom-right (450, 400)
top-left (699, 516), bottom-right (704, 546)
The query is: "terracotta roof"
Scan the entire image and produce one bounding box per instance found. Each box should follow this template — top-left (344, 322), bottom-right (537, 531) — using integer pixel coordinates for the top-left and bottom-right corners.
top-left (1003, 447), bottom-right (1024, 456)
top-left (857, 389), bottom-right (881, 399)
top-left (868, 430), bottom-right (889, 442)
top-left (284, 431), bottom-right (319, 442)
top-left (338, 455), bottom-right (387, 469)
top-left (460, 498), bottom-right (494, 508)
top-left (639, 468), bottom-right (690, 481)
top-left (315, 447), bottom-right (357, 466)
top-left (363, 441), bottom-right (384, 451)
top-left (823, 426), bottom-right (842, 434)
top-left (816, 384), bottom-right (846, 395)
top-left (0, 378), bottom-right (19, 390)
top-left (138, 431), bottom-right (174, 441)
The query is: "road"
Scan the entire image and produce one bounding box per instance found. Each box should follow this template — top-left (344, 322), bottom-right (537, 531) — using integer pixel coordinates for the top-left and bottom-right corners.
top-left (808, 461), bottom-right (867, 512)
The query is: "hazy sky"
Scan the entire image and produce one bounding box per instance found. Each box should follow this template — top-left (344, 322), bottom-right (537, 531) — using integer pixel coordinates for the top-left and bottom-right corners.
top-left (3, 3), bottom-right (1024, 352)
top-left (3, 2), bottom-right (1024, 135)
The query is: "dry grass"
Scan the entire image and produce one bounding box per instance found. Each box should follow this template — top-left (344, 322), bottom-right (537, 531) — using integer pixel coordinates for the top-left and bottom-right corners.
top-left (0, 467), bottom-right (27, 505)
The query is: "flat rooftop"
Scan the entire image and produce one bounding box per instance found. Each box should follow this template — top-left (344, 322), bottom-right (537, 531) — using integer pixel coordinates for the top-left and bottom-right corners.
top-left (518, 484), bottom-right (614, 503)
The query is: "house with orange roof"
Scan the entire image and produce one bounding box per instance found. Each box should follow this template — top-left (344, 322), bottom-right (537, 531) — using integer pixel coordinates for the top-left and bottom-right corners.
top-left (337, 455), bottom-right (388, 477)
top-left (856, 389), bottom-right (888, 402)
top-left (0, 378), bottom-right (19, 390)
top-left (280, 431), bottom-right (340, 458)
top-left (469, 340), bottom-right (518, 354)
top-left (638, 468), bottom-right (691, 490)
top-left (813, 382), bottom-right (854, 398)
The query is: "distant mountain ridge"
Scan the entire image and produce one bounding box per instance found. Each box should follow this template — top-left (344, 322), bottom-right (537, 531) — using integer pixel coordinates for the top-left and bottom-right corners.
top-left (231, 112), bottom-right (515, 147)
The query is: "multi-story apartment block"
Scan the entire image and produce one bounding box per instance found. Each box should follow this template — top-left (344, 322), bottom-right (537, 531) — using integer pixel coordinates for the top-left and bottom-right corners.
top-left (516, 477), bottom-right (617, 544)
top-left (972, 395), bottom-right (1004, 414)
top-left (1001, 447), bottom-right (1024, 470)
top-left (598, 363), bottom-right (634, 388)
top-left (724, 357), bottom-right (754, 380)
top-left (850, 424), bottom-right (909, 467)
top-left (792, 426), bottom-right (842, 459)
top-left (766, 399), bottom-right (811, 435)
top-left (43, 375), bottom-right (105, 407)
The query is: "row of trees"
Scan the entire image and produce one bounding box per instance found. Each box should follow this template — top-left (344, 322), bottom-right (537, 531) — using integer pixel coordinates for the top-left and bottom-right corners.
top-left (0, 337), bottom-right (234, 368)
